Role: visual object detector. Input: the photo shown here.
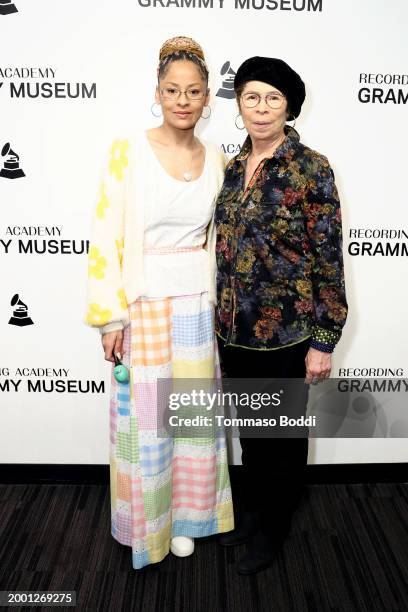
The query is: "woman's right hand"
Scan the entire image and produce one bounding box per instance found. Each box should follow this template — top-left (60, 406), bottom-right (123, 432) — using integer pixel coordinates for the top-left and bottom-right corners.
top-left (101, 330), bottom-right (124, 363)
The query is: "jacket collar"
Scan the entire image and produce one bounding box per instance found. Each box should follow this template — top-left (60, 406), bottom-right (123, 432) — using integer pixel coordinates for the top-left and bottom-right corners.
top-left (236, 125), bottom-right (300, 163)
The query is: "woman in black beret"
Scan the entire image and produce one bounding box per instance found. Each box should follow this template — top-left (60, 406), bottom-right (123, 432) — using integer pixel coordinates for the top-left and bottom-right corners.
top-left (215, 57), bottom-right (348, 574)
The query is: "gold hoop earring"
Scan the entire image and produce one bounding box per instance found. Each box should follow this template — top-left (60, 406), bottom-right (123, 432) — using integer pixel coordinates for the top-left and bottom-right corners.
top-left (201, 106), bottom-right (211, 120)
top-left (235, 114), bottom-right (245, 130)
top-left (151, 103), bottom-right (162, 118)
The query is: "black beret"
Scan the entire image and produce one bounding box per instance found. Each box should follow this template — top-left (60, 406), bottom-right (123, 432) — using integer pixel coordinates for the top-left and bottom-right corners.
top-left (234, 56), bottom-right (306, 119)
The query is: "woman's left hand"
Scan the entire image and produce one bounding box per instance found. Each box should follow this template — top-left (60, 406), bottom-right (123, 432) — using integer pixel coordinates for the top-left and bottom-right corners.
top-left (305, 348), bottom-right (332, 384)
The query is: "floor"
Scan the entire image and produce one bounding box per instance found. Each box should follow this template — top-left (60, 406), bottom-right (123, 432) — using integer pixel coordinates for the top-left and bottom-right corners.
top-left (0, 480), bottom-right (407, 611)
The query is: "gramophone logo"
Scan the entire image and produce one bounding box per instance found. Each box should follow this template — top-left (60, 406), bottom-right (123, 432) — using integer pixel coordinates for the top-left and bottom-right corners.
top-left (0, 0), bottom-right (18, 15)
top-left (216, 61), bottom-right (236, 100)
top-left (8, 294), bottom-right (34, 326)
top-left (0, 143), bottom-right (25, 179)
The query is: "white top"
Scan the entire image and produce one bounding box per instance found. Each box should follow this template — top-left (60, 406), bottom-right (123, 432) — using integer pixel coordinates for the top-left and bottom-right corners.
top-left (143, 133), bottom-right (213, 298)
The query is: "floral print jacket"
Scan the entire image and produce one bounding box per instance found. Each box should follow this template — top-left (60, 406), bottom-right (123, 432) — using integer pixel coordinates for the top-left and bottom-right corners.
top-left (215, 126), bottom-right (348, 353)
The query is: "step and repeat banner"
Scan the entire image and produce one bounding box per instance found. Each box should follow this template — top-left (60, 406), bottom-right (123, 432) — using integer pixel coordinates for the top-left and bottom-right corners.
top-left (1, 0), bottom-right (407, 464)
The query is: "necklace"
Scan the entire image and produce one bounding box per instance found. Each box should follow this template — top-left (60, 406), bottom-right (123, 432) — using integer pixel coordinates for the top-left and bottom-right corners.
top-left (182, 139), bottom-right (204, 181)
top-left (182, 147), bottom-right (194, 181)
top-left (149, 130), bottom-right (202, 181)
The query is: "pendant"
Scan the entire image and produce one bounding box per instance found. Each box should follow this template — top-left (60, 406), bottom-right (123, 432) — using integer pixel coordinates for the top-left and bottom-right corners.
top-left (183, 171), bottom-right (192, 182)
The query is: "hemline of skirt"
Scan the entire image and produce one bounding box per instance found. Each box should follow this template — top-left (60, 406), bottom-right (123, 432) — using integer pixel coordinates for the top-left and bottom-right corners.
top-left (112, 514), bottom-right (235, 569)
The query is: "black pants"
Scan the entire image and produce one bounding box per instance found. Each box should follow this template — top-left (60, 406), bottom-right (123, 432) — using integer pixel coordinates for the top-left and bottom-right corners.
top-left (217, 336), bottom-right (310, 544)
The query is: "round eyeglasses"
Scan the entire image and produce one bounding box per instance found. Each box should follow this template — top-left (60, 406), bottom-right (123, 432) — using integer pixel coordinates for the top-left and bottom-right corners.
top-left (160, 87), bottom-right (206, 101)
top-left (241, 91), bottom-right (286, 109)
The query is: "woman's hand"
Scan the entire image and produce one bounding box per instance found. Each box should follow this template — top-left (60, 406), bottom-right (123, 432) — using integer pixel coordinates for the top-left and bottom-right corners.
top-left (101, 330), bottom-right (124, 363)
top-left (305, 347), bottom-right (331, 384)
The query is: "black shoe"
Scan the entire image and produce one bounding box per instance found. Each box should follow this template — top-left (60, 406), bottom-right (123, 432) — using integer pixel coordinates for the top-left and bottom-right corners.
top-left (236, 531), bottom-right (279, 575)
top-left (218, 510), bottom-right (259, 547)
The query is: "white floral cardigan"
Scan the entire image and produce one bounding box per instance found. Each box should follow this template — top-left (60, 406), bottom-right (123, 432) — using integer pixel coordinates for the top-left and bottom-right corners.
top-left (85, 133), bottom-right (227, 335)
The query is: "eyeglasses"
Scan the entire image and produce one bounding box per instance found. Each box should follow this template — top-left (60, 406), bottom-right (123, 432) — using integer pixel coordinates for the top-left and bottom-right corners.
top-left (160, 87), bottom-right (207, 101)
top-left (241, 91), bottom-right (286, 109)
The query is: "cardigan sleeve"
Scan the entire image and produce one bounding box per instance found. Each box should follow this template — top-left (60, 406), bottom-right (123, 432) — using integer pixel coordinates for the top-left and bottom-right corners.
top-left (203, 143), bottom-right (228, 304)
top-left (303, 155), bottom-right (348, 353)
top-left (84, 139), bottom-right (130, 335)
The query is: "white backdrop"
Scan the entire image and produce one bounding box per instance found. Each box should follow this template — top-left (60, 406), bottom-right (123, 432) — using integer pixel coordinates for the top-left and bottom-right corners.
top-left (1, 0), bottom-right (407, 465)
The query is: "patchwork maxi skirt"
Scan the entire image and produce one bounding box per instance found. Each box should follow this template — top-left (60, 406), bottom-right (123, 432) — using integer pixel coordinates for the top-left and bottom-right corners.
top-left (109, 291), bottom-right (234, 569)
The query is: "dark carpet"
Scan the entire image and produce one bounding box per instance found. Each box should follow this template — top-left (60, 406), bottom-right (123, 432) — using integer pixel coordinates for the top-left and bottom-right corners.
top-left (0, 479), bottom-right (407, 612)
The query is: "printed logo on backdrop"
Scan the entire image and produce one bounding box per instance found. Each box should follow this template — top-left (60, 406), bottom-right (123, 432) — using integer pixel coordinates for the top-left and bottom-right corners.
top-left (221, 143), bottom-right (242, 157)
top-left (0, 67), bottom-right (96, 100)
top-left (320, 368), bottom-right (407, 438)
top-left (338, 367), bottom-right (404, 378)
top-left (358, 73), bottom-right (408, 105)
top-left (8, 294), bottom-right (34, 327)
top-left (136, 0), bottom-right (323, 11)
top-left (0, 367), bottom-right (105, 394)
top-left (0, 0), bottom-right (18, 15)
top-left (0, 226), bottom-right (89, 255)
top-left (0, 143), bottom-right (25, 179)
top-left (216, 62), bottom-right (236, 100)
top-left (307, 377), bottom-right (408, 438)
top-left (216, 62), bottom-right (242, 156)
top-left (347, 228), bottom-right (408, 257)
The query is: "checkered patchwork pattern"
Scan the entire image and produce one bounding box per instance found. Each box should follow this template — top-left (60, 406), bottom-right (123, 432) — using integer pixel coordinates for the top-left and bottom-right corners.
top-left (110, 325), bottom-right (132, 443)
top-left (172, 309), bottom-right (213, 347)
top-left (112, 510), bottom-right (132, 546)
top-left (130, 299), bottom-right (171, 366)
top-left (139, 438), bottom-right (173, 477)
top-left (132, 382), bottom-right (158, 430)
top-left (117, 471), bottom-right (132, 501)
top-left (172, 454), bottom-right (217, 511)
top-left (109, 293), bottom-right (234, 570)
top-left (112, 472), bottom-right (147, 544)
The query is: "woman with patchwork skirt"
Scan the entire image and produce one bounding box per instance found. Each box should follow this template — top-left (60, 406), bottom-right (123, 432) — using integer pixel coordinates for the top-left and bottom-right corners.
top-left (85, 36), bottom-right (234, 569)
